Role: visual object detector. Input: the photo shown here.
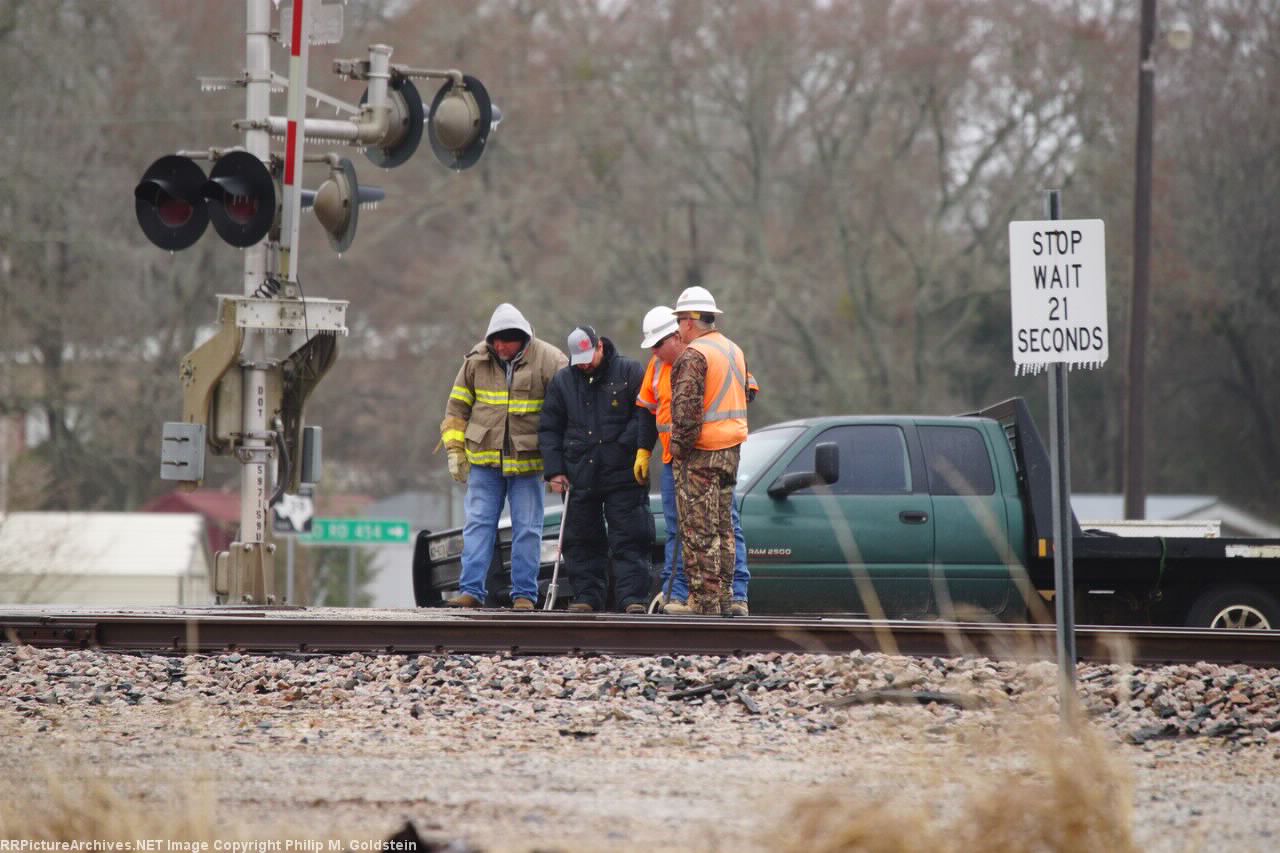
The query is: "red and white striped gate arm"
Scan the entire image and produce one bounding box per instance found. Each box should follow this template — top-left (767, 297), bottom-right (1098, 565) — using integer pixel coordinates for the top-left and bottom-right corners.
top-left (279, 0), bottom-right (312, 282)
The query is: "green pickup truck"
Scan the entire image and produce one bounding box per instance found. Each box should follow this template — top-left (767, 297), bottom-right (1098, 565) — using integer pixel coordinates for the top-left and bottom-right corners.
top-left (413, 398), bottom-right (1280, 629)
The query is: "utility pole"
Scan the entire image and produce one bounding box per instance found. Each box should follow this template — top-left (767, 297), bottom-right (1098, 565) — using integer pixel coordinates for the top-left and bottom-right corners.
top-left (1124, 0), bottom-right (1157, 521)
top-left (1123, 2), bottom-right (1191, 519)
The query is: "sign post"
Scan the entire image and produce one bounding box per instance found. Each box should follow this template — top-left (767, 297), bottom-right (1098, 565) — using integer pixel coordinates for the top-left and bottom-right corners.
top-left (271, 484), bottom-right (314, 604)
top-left (1009, 193), bottom-right (1108, 724)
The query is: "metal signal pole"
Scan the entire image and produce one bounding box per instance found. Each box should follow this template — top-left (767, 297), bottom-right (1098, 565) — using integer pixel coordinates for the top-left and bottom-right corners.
top-left (231, 0), bottom-right (278, 603)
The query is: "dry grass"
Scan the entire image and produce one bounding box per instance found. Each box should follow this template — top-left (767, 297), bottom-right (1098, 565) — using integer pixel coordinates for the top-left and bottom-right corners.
top-left (774, 716), bottom-right (1137, 853)
top-left (2, 715), bottom-right (1143, 853)
top-left (0, 769), bottom-right (217, 842)
top-left (0, 636), bottom-right (1153, 852)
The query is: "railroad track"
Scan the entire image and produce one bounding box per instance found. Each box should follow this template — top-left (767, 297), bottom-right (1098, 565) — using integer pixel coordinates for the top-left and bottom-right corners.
top-left (2, 607), bottom-right (1278, 666)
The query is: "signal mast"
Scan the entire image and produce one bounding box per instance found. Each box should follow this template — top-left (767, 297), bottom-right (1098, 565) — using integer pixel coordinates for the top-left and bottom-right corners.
top-left (138, 0), bottom-right (497, 603)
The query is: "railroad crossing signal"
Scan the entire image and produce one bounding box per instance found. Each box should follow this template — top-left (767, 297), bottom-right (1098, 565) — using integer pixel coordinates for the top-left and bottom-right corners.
top-left (308, 157), bottom-right (383, 253)
top-left (360, 76), bottom-right (425, 169)
top-left (133, 155), bottom-right (211, 251)
top-left (134, 55), bottom-right (500, 254)
top-left (134, 150), bottom-right (277, 251)
top-left (205, 151), bottom-right (277, 248)
top-left (427, 75), bottom-right (498, 171)
top-left (133, 150), bottom-right (385, 253)
top-left (145, 1), bottom-right (499, 606)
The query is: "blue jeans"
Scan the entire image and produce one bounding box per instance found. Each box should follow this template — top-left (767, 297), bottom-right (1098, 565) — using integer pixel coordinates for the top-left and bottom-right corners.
top-left (458, 465), bottom-right (544, 603)
top-left (660, 460), bottom-right (748, 602)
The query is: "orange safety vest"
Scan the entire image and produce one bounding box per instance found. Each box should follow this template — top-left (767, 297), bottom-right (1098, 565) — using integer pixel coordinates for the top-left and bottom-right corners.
top-left (688, 331), bottom-right (748, 450)
top-left (637, 355), bottom-right (674, 463)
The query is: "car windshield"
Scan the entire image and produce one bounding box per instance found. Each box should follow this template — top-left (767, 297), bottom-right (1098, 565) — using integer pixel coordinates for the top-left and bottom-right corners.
top-left (736, 426), bottom-right (804, 491)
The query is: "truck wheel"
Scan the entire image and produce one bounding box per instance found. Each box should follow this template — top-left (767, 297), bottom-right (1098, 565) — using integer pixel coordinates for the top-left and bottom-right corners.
top-left (1185, 584), bottom-right (1280, 630)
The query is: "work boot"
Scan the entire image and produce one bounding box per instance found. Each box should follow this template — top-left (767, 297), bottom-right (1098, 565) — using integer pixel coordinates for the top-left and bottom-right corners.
top-left (729, 599), bottom-right (750, 617)
top-left (445, 593), bottom-right (482, 608)
top-left (624, 603), bottom-right (647, 614)
top-left (567, 602), bottom-right (594, 613)
top-left (511, 597), bottom-right (535, 611)
top-left (662, 599), bottom-right (692, 615)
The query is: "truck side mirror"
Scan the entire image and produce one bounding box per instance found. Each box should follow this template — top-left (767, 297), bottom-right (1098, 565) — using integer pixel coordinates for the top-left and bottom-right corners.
top-left (768, 441), bottom-right (840, 499)
top-left (814, 442), bottom-right (839, 484)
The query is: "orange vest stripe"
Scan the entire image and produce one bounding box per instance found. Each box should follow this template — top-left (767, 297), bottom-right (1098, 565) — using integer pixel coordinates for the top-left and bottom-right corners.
top-left (689, 332), bottom-right (748, 450)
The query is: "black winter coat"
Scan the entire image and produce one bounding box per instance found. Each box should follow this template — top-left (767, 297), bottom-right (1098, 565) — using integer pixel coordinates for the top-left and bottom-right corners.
top-left (539, 337), bottom-right (655, 494)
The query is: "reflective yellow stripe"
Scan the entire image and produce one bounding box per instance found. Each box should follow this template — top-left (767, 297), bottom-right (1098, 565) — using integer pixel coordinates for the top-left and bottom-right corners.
top-left (468, 388), bottom-right (543, 414)
top-left (442, 429), bottom-right (465, 445)
top-left (689, 333), bottom-right (748, 450)
top-left (507, 399), bottom-right (544, 414)
top-left (450, 386), bottom-right (475, 405)
top-left (465, 448), bottom-right (544, 475)
top-left (697, 337), bottom-right (747, 422)
top-left (501, 456), bottom-right (544, 475)
top-left (474, 389), bottom-right (509, 404)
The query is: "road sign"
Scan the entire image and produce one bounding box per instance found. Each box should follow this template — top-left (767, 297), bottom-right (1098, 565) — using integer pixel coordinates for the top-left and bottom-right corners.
top-left (305, 518), bottom-right (411, 545)
top-left (1009, 218), bottom-right (1108, 374)
top-left (272, 485), bottom-right (314, 535)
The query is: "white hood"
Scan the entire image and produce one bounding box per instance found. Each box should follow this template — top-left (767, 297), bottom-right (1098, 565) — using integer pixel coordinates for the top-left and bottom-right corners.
top-left (485, 303), bottom-right (533, 342)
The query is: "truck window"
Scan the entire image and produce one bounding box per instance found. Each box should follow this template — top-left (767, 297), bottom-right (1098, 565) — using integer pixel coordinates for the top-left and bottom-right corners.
top-left (784, 425), bottom-right (911, 495)
top-left (918, 425), bottom-right (995, 496)
top-left (738, 426), bottom-right (805, 491)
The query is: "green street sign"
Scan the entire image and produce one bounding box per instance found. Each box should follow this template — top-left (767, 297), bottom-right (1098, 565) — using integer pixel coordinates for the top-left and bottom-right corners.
top-left (304, 518), bottom-right (412, 545)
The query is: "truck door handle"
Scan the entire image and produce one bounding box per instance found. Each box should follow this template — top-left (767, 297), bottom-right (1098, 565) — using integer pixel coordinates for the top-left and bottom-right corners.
top-left (899, 510), bottom-right (928, 524)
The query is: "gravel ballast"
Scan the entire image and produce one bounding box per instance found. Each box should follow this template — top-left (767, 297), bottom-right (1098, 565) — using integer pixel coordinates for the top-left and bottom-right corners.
top-left (3, 644), bottom-right (1280, 851)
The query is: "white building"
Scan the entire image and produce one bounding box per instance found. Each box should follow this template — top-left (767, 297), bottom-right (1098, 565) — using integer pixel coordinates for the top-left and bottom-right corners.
top-left (0, 512), bottom-right (213, 606)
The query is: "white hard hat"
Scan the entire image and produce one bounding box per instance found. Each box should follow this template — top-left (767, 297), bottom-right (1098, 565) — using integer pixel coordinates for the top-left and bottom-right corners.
top-left (674, 285), bottom-right (721, 315)
top-left (640, 306), bottom-right (679, 349)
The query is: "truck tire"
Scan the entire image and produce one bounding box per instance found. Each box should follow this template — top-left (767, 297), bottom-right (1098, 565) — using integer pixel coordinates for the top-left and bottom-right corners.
top-left (1185, 584), bottom-right (1280, 630)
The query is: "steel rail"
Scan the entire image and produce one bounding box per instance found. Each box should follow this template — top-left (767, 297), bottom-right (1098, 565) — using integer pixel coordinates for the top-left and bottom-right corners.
top-left (1, 608), bottom-right (1277, 666)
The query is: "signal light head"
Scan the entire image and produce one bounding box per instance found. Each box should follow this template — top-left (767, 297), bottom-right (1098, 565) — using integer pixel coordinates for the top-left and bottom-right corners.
top-left (313, 157), bottom-right (385, 253)
top-left (363, 77), bottom-right (425, 170)
top-left (134, 155), bottom-right (210, 251)
top-left (428, 75), bottom-right (496, 171)
top-left (203, 151), bottom-right (276, 248)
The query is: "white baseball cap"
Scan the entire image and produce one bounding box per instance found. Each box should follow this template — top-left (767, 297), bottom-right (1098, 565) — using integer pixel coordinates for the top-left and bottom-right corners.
top-left (567, 325), bottom-right (599, 365)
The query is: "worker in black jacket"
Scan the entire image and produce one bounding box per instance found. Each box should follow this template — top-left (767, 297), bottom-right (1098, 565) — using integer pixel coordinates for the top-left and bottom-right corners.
top-left (540, 325), bottom-right (657, 613)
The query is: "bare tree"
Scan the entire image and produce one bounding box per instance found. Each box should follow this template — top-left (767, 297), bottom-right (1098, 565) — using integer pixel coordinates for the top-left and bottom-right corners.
top-left (1152, 0), bottom-right (1280, 512)
top-left (0, 3), bottom-right (241, 508)
top-left (3, 0), bottom-right (1278, 526)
